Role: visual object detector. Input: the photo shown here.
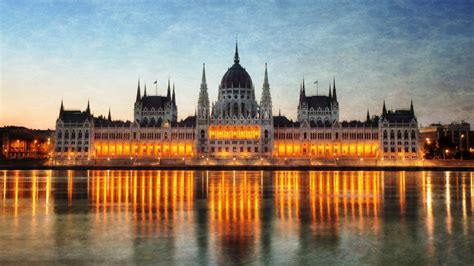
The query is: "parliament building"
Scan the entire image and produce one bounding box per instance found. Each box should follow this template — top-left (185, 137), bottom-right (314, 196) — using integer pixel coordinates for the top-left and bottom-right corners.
top-left (53, 43), bottom-right (420, 163)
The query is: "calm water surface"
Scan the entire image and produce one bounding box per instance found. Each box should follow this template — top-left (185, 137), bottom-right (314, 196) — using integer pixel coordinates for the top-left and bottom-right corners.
top-left (1, 170), bottom-right (473, 264)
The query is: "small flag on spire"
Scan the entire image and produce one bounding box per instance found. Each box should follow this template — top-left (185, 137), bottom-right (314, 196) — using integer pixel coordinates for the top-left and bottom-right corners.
top-left (153, 80), bottom-right (157, 84)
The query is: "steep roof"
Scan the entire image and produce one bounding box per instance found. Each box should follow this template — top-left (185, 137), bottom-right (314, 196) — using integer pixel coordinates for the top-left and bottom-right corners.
top-left (141, 96), bottom-right (171, 109)
top-left (59, 110), bottom-right (92, 123)
top-left (382, 110), bottom-right (416, 123)
top-left (302, 95), bottom-right (332, 109)
top-left (273, 116), bottom-right (299, 127)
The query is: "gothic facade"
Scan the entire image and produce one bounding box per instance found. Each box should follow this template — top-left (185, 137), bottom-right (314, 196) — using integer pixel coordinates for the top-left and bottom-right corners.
top-left (53, 43), bottom-right (420, 162)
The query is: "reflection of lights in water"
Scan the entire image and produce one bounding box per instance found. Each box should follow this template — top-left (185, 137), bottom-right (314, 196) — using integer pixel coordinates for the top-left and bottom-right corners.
top-left (461, 174), bottom-right (467, 235)
top-left (3, 171), bottom-right (6, 202)
top-left (422, 171), bottom-right (434, 256)
top-left (207, 171), bottom-right (261, 256)
top-left (399, 171), bottom-right (406, 215)
top-left (446, 172), bottom-right (452, 235)
top-left (67, 170), bottom-right (73, 205)
top-left (471, 173), bottom-right (473, 213)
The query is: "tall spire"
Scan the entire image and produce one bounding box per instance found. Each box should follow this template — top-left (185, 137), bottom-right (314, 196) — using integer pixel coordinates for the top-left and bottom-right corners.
top-left (366, 108), bottom-right (370, 122)
top-left (198, 63), bottom-right (210, 121)
top-left (302, 77), bottom-right (306, 97)
top-left (234, 39), bottom-right (240, 64)
top-left (60, 100), bottom-right (64, 116)
top-left (167, 77), bottom-right (171, 100)
top-left (136, 78), bottom-right (141, 102)
top-left (263, 63), bottom-right (269, 86)
top-left (410, 99), bottom-right (414, 116)
top-left (172, 83), bottom-right (176, 106)
top-left (329, 82), bottom-right (332, 98)
top-left (86, 100), bottom-right (90, 115)
top-left (144, 82), bottom-right (147, 97)
top-left (260, 63), bottom-right (272, 116)
top-left (382, 100), bottom-right (387, 115)
top-left (332, 77), bottom-right (337, 101)
top-left (201, 63), bottom-right (207, 85)
top-left (107, 108), bottom-right (111, 121)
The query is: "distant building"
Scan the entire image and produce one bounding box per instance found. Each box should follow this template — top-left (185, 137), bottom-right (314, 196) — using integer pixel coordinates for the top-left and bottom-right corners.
top-left (420, 122), bottom-right (470, 152)
top-left (1, 126), bottom-right (54, 160)
top-left (53, 41), bottom-right (420, 162)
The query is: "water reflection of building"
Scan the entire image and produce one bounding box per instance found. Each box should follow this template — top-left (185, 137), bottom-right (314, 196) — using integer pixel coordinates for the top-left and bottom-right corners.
top-left (2, 170), bottom-right (473, 263)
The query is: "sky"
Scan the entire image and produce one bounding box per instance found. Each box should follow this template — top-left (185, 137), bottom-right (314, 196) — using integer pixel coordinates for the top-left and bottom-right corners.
top-left (1, 0), bottom-right (473, 129)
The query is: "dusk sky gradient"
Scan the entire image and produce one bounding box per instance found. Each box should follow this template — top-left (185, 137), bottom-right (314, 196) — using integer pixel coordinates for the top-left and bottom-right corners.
top-left (1, 0), bottom-right (473, 129)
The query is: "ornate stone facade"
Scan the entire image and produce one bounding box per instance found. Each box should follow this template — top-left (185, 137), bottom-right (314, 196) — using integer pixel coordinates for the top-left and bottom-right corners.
top-left (53, 42), bottom-right (420, 162)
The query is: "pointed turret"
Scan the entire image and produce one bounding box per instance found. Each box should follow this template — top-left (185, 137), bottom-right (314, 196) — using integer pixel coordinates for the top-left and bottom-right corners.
top-left (136, 79), bottom-right (141, 102)
top-left (299, 83), bottom-right (303, 104)
top-left (144, 83), bottom-right (147, 97)
top-left (60, 100), bottom-right (64, 116)
top-left (260, 63), bottom-right (272, 119)
top-left (366, 108), bottom-right (370, 122)
top-left (328, 82), bottom-right (332, 98)
top-left (107, 108), bottom-right (111, 121)
top-left (302, 77), bottom-right (306, 97)
top-left (332, 77), bottom-right (337, 101)
top-left (172, 83), bottom-right (176, 106)
top-left (279, 108), bottom-right (281, 117)
top-left (86, 100), bottom-right (91, 115)
top-left (197, 63), bottom-right (210, 121)
top-left (263, 62), bottom-right (269, 87)
top-left (410, 99), bottom-right (414, 116)
top-left (234, 39), bottom-right (240, 64)
top-left (382, 100), bottom-right (387, 116)
top-left (201, 62), bottom-right (207, 85)
top-left (166, 78), bottom-right (171, 101)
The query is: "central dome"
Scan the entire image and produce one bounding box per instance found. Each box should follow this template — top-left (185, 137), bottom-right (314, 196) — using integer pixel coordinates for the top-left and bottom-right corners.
top-left (220, 42), bottom-right (253, 89)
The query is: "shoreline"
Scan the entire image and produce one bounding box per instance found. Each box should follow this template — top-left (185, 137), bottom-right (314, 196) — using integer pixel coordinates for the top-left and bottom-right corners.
top-left (1, 164), bottom-right (473, 171)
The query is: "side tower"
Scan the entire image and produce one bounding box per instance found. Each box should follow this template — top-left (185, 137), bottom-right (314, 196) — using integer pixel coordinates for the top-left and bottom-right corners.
top-left (196, 63), bottom-right (210, 156)
top-left (260, 63), bottom-right (273, 157)
top-left (133, 78), bottom-right (178, 126)
top-left (54, 100), bottom-right (94, 161)
top-left (134, 79), bottom-right (142, 122)
top-left (379, 100), bottom-right (419, 160)
top-left (297, 78), bottom-right (339, 124)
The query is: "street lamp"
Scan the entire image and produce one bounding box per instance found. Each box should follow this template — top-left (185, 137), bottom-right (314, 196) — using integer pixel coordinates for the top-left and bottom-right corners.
top-left (461, 134), bottom-right (465, 160)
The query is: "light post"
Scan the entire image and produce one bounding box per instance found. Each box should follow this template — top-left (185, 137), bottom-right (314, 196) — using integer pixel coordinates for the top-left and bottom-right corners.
top-left (444, 149), bottom-right (449, 160)
top-left (460, 134), bottom-right (465, 160)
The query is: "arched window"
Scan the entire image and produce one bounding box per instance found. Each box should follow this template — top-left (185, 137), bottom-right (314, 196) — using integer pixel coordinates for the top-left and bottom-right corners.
top-left (303, 132), bottom-right (307, 139)
top-left (390, 130), bottom-right (394, 139)
top-left (397, 130), bottom-right (402, 139)
top-left (335, 132), bottom-right (339, 140)
top-left (264, 130), bottom-right (269, 139)
top-left (85, 130), bottom-right (89, 138)
top-left (233, 103), bottom-right (239, 116)
top-left (411, 130), bottom-right (416, 139)
top-left (241, 103), bottom-right (245, 116)
top-left (143, 117), bottom-right (148, 125)
top-left (71, 130), bottom-right (76, 139)
top-left (200, 130), bottom-right (205, 139)
top-left (57, 130), bottom-right (62, 139)
top-left (383, 130), bottom-right (387, 139)
top-left (404, 130), bottom-right (409, 139)
top-left (78, 130), bottom-right (82, 138)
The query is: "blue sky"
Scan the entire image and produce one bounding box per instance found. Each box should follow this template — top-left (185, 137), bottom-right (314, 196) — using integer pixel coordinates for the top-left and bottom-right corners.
top-left (1, 0), bottom-right (473, 129)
